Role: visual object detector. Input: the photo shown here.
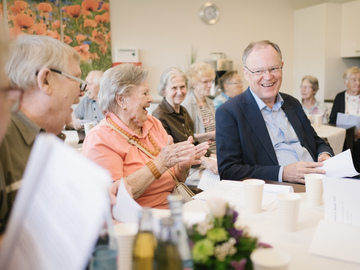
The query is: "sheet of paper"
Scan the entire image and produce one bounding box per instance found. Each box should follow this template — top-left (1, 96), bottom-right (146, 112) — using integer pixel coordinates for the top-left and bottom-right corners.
top-left (112, 179), bottom-right (142, 223)
top-left (0, 134), bottom-right (112, 270)
top-left (309, 219), bottom-right (360, 264)
top-left (197, 169), bottom-right (220, 190)
top-left (322, 149), bottom-right (359, 178)
top-left (336, 112), bottom-right (360, 132)
top-left (193, 180), bottom-right (293, 210)
top-left (323, 177), bottom-right (360, 227)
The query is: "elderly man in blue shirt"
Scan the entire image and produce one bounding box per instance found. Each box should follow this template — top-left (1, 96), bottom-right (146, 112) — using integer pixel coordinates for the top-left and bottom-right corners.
top-left (70, 70), bottom-right (104, 129)
top-left (216, 40), bottom-right (333, 183)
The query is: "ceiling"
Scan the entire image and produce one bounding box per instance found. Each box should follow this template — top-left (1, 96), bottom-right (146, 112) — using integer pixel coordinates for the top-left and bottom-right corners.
top-left (293, 0), bottom-right (356, 9)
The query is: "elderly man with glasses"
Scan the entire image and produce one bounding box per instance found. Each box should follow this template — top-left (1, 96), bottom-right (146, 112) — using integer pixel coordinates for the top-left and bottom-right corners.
top-left (0, 35), bottom-right (83, 233)
top-left (216, 40), bottom-right (334, 184)
top-left (68, 70), bottom-right (104, 130)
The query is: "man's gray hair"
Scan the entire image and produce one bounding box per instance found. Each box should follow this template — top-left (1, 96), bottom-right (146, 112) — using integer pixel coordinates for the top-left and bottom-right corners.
top-left (242, 40), bottom-right (282, 66)
top-left (98, 64), bottom-right (148, 114)
top-left (6, 35), bottom-right (80, 89)
top-left (157, 67), bottom-right (187, 96)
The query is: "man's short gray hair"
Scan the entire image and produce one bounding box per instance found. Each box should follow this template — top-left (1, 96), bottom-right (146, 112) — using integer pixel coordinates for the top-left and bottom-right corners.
top-left (157, 67), bottom-right (187, 96)
top-left (6, 35), bottom-right (80, 89)
top-left (98, 64), bottom-right (148, 114)
top-left (242, 40), bottom-right (282, 66)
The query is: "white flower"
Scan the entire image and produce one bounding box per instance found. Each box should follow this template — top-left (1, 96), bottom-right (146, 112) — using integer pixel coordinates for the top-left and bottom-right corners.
top-left (214, 238), bottom-right (237, 261)
top-left (196, 218), bottom-right (214, 235)
top-left (207, 197), bottom-right (227, 218)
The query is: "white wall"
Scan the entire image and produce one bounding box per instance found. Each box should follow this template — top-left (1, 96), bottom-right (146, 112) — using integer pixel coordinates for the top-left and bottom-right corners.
top-left (109, 0), bottom-right (295, 101)
top-left (293, 2), bottom-right (360, 102)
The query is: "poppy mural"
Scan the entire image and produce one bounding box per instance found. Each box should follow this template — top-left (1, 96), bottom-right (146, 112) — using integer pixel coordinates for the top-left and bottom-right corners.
top-left (6, 0), bottom-right (112, 78)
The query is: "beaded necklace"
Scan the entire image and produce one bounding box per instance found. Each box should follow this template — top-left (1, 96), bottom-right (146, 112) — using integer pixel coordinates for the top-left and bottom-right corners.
top-left (107, 116), bottom-right (160, 156)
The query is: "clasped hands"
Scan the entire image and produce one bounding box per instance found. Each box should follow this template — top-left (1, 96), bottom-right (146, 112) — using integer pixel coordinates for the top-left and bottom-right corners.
top-left (156, 135), bottom-right (209, 172)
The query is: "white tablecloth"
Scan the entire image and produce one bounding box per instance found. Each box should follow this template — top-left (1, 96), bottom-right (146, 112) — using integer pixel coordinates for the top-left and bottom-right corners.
top-left (312, 124), bottom-right (346, 155)
top-left (62, 130), bottom-right (82, 149)
top-left (184, 195), bottom-right (360, 270)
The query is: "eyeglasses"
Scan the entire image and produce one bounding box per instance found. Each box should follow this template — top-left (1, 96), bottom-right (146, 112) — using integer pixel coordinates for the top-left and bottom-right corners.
top-left (49, 69), bottom-right (87, 92)
top-left (200, 80), bottom-right (214, 85)
top-left (1, 87), bottom-right (24, 113)
top-left (244, 66), bottom-right (282, 76)
top-left (226, 81), bottom-right (242, 85)
top-left (348, 78), bottom-right (360, 83)
top-left (300, 85), bottom-right (313, 90)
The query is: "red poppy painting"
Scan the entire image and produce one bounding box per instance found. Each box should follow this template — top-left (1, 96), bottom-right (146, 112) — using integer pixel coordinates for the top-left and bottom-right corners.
top-left (6, 0), bottom-right (112, 78)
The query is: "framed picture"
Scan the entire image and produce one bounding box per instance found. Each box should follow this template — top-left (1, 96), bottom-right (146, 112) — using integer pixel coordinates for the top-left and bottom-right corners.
top-left (3, 0), bottom-right (112, 78)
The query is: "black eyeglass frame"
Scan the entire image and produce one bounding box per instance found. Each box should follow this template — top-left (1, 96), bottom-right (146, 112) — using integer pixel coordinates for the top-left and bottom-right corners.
top-left (35, 68), bottom-right (87, 92)
top-left (49, 68), bottom-right (87, 92)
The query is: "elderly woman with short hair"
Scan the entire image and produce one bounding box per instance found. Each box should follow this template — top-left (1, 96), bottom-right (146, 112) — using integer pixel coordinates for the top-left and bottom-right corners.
top-left (152, 67), bottom-right (218, 175)
top-left (300, 75), bottom-right (328, 124)
top-left (213, 70), bottom-right (243, 110)
top-left (182, 62), bottom-right (216, 153)
top-left (82, 64), bottom-right (208, 209)
top-left (329, 66), bottom-right (360, 172)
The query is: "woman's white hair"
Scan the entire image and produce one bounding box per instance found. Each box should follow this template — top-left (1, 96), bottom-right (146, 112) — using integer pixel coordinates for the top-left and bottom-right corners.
top-left (157, 67), bottom-right (187, 96)
top-left (98, 64), bottom-right (148, 114)
top-left (5, 35), bottom-right (80, 89)
top-left (186, 62), bottom-right (215, 91)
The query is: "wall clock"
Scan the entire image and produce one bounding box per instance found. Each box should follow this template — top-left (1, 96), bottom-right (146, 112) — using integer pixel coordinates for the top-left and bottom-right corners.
top-left (199, 2), bottom-right (220, 25)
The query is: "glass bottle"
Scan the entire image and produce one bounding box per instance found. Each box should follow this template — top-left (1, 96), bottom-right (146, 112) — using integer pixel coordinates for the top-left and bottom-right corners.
top-left (168, 195), bottom-right (193, 270)
top-left (153, 217), bottom-right (182, 270)
top-left (89, 213), bottom-right (118, 270)
top-left (133, 207), bottom-right (157, 270)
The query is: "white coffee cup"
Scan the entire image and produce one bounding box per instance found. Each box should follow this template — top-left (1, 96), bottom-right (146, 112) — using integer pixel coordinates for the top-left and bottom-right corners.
top-left (277, 193), bottom-right (301, 232)
top-left (304, 174), bottom-right (324, 206)
top-left (243, 179), bottom-right (265, 214)
top-left (114, 223), bottom-right (138, 270)
top-left (84, 122), bottom-right (94, 136)
top-left (313, 114), bottom-right (322, 126)
top-left (251, 248), bottom-right (291, 270)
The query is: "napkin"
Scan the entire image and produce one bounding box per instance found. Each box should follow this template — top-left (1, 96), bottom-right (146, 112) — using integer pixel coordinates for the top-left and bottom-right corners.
top-left (112, 179), bottom-right (142, 223)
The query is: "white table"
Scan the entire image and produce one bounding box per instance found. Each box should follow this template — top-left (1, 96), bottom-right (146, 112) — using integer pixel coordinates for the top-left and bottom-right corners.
top-left (312, 124), bottom-right (346, 155)
top-left (183, 195), bottom-right (360, 270)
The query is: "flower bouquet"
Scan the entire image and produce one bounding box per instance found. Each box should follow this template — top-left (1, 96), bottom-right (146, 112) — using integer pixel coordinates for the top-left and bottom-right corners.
top-left (188, 198), bottom-right (270, 270)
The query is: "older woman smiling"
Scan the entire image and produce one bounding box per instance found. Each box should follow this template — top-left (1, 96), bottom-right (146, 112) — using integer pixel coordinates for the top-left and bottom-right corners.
top-left (182, 63), bottom-right (217, 153)
top-left (82, 64), bottom-right (208, 209)
top-left (153, 67), bottom-right (218, 175)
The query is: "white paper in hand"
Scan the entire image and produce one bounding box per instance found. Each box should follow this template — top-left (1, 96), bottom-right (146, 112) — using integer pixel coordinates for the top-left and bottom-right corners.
top-left (322, 149), bottom-right (359, 178)
top-left (336, 112), bottom-right (360, 132)
top-left (197, 169), bottom-right (220, 190)
top-left (112, 179), bottom-right (142, 223)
